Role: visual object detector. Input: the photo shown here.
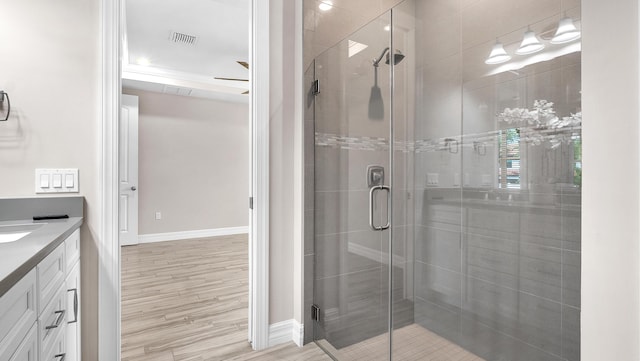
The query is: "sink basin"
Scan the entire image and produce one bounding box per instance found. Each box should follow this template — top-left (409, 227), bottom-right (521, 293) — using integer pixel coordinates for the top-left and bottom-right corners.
top-left (0, 224), bottom-right (44, 244)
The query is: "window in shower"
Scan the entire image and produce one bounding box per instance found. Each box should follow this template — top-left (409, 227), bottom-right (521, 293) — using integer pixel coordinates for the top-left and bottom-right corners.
top-left (573, 136), bottom-right (582, 186)
top-left (498, 128), bottom-right (521, 189)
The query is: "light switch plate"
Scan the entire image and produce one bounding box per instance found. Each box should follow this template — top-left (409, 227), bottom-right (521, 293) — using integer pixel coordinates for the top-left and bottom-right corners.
top-left (427, 173), bottom-right (439, 186)
top-left (35, 169), bottom-right (79, 193)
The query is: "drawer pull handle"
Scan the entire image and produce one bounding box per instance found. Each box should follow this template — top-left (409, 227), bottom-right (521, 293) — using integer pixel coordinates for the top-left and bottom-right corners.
top-left (46, 310), bottom-right (66, 330)
top-left (55, 353), bottom-right (66, 361)
top-left (68, 288), bottom-right (78, 324)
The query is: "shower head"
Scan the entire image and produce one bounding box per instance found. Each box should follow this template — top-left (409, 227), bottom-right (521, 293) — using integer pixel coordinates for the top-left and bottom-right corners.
top-left (373, 48), bottom-right (405, 67)
top-left (368, 48), bottom-right (405, 119)
top-left (386, 50), bottom-right (405, 65)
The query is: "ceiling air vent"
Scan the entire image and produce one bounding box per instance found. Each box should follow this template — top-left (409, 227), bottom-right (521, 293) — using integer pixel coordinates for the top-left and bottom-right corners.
top-left (163, 85), bottom-right (192, 96)
top-left (169, 31), bottom-right (198, 46)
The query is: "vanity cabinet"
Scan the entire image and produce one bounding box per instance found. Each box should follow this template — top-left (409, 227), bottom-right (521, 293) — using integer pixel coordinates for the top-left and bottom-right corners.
top-left (7, 326), bottom-right (37, 361)
top-left (0, 228), bottom-right (81, 361)
top-left (65, 229), bottom-right (81, 361)
top-left (0, 270), bottom-right (37, 361)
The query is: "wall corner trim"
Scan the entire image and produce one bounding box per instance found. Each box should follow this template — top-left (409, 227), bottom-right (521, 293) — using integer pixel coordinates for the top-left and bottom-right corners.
top-left (249, 0), bottom-right (271, 351)
top-left (292, 319), bottom-right (304, 347)
top-left (268, 319), bottom-right (304, 348)
top-left (137, 227), bottom-right (249, 244)
top-left (99, 0), bottom-right (122, 359)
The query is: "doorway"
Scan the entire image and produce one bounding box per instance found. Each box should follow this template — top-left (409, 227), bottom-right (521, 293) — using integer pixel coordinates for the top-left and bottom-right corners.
top-left (118, 0), bottom-right (253, 359)
top-left (99, 0), bottom-right (271, 358)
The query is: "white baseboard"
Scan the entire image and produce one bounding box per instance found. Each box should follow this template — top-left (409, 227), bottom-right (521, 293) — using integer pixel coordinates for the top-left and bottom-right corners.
top-left (137, 226), bottom-right (249, 244)
top-left (269, 319), bottom-right (304, 348)
top-left (292, 319), bottom-right (304, 347)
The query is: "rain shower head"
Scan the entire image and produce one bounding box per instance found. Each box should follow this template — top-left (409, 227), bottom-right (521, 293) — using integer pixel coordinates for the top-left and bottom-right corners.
top-left (386, 50), bottom-right (405, 65)
top-left (369, 48), bottom-right (405, 120)
top-left (372, 48), bottom-right (405, 67)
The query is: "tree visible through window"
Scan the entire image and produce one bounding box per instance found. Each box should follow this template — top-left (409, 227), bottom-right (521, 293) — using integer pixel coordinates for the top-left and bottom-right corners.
top-left (573, 136), bottom-right (582, 187)
top-left (498, 128), bottom-right (520, 189)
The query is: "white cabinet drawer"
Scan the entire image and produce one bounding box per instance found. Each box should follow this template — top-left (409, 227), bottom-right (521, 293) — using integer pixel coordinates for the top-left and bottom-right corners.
top-left (0, 270), bottom-right (37, 361)
top-left (42, 322), bottom-right (65, 361)
top-left (65, 229), bottom-right (80, 270)
top-left (37, 243), bottom-right (66, 315)
top-left (39, 284), bottom-right (66, 360)
top-left (5, 325), bottom-right (37, 361)
top-left (65, 262), bottom-right (80, 361)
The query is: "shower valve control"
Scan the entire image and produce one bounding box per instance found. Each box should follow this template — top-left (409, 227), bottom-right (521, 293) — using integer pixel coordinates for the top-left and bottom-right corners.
top-left (367, 165), bottom-right (385, 188)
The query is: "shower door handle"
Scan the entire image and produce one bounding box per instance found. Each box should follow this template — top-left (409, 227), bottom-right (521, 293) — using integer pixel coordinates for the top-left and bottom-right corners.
top-left (369, 185), bottom-right (391, 231)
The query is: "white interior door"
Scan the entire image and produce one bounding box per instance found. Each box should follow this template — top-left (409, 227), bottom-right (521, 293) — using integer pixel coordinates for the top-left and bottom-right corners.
top-left (119, 94), bottom-right (139, 246)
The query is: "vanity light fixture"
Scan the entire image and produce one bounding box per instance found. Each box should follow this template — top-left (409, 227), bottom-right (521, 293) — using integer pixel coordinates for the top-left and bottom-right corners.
top-left (551, 17), bottom-right (581, 44)
top-left (318, 1), bottom-right (333, 11)
top-left (516, 29), bottom-right (545, 55)
top-left (485, 40), bottom-right (511, 65)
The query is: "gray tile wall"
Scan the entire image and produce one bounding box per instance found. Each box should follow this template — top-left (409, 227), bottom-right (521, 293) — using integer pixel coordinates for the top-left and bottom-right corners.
top-left (409, 0), bottom-right (582, 358)
top-left (304, 1), bottom-right (581, 360)
top-left (415, 190), bottom-right (581, 361)
top-left (305, 11), bottom-right (417, 351)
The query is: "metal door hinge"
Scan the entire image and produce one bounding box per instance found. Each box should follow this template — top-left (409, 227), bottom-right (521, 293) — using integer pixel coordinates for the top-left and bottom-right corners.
top-left (311, 304), bottom-right (320, 322)
top-left (249, 197), bottom-right (254, 210)
top-left (312, 80), bottom-right (320, 95)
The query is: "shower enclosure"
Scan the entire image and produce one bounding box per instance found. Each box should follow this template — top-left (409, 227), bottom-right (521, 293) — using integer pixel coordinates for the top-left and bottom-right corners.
top-left (307, 0), bottom-right (581, 360)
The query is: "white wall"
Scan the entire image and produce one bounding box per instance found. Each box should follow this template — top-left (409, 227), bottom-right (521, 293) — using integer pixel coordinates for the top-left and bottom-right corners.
top-left (582, 0), bottom-right (640, 359)
top-left (123, 89), bottom-right (249, 235)
top-left (0, 0), bottom-right (100, 359)
top-left (269, 0), bottom-right (297, 325)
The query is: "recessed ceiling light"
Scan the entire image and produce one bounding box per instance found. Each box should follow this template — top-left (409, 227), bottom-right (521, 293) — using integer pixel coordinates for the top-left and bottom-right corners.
top-left (319, 1), bottom-right (333, 11)
top-left (136, 57), bottom-right (151, 66)
top-left (384, 25), bottom-right (391, 32)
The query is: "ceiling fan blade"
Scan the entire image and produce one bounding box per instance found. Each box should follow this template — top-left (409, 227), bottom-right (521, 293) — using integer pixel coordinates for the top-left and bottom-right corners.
top-left (214, 77), bottom-right (249, 82)
top-left (237, 61), bottom-right (249, 70)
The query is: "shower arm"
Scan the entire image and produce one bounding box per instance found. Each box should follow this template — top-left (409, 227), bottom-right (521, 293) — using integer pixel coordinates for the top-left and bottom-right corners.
top-left (372, 47), bottom-right (390, 67)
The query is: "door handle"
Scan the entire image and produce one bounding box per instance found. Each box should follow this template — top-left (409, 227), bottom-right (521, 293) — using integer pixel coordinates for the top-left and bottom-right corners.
top-left (369, 185), bottom-right (391, 231)
top-left (68, 288), bottom-right (78, 324)
top-left (130, 186), bottom-right (137, 191)
top-left (45, 310), bottom-right (66, 330)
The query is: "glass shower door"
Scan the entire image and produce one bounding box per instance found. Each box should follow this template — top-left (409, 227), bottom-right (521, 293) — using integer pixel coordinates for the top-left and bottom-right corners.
top-left (313, 11), bottom-right (394, 361)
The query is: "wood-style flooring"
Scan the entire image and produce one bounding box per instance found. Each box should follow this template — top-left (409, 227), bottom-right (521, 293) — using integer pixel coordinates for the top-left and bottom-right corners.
top-left (121, 234), bottom-right (482, 361)
top-left (121, 234), bottom-right (331, 361)
top-left (318, 324), bottom-right (484, 361)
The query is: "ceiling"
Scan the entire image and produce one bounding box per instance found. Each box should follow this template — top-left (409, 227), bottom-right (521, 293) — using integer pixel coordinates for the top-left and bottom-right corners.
top-left (123, 0), bottom-right (250, 101)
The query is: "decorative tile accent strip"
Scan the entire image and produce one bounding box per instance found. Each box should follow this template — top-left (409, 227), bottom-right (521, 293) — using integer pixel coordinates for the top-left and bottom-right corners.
top-left (315, 133), bottom-right (459, 153)
top-left (315, 126), bottom-right (581, 155)
top-left (315, 133), bottom-right (389, 151)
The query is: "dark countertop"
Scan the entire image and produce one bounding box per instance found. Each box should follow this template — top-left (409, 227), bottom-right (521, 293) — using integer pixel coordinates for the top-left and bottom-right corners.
top-left (0, 196), bottom-right (84, 298)
top-left (0, 217), bottom-right (83, 297)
